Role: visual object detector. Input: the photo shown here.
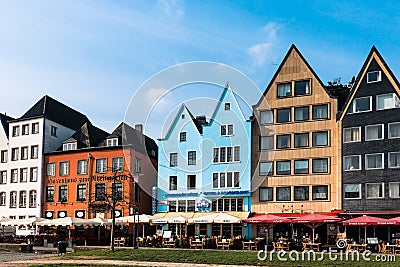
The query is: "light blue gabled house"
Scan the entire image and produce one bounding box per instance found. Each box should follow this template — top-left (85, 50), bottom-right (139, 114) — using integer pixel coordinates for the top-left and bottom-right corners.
top-left (157, 84), bottom-right (252, 238)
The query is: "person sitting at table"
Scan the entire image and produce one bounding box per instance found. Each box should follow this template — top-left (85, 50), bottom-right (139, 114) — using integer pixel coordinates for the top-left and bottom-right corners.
top-left (314, 234), bottom-right (321, 243)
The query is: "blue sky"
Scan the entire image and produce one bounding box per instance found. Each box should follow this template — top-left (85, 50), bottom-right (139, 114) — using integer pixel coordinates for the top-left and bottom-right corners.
top-left (1, 0), bottom-right (400, 139)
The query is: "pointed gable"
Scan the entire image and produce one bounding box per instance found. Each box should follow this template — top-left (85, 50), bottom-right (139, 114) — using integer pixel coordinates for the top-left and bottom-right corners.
top-left (160, 104), bottom-right (203, 141)
top-left (208, 83), bottom-right (247, 126)
top-left (257, 44), bottom-right (332, 106)
top-left (62, 121), bottom-right (109, 150)
top-left (339, 46), bottom-right (400, 120)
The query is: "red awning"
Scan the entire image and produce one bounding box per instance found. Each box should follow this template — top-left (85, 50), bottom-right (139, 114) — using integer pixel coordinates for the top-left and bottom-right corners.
top-left (343, 215), bottom-right (391, 226)
top-left (244, 214), bottom-right (291, 224)
top-left (292, 213), bottom-right (342, 224)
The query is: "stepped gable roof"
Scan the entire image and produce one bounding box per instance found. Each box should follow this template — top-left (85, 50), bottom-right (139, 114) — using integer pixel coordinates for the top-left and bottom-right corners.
top-left (0, 113), bottom-right (14, 138)
top-left (18, 95), bottom-right (88, 130)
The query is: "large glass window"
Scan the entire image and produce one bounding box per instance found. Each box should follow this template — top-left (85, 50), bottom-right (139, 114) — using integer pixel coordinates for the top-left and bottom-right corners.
top-left (95, 183), bottom-right (106, 201)
top-left (46, 163), bottom-right (55, 176)
top-left (59, 161), bottom-right (69, 176)
top-left (221, 124), bottom-right (234, 136)
top-left (276, 161), bottom-right (291, 175)
top-left (294, 186), bottom-right (309, 201)
top-left (276, 134), bottom-right (291, 149)
top-left (31, 145), bottom-right (38, 159)
top-left (377, 93), bottom-right (400, 110)
top-left (389, 152), bottom-right (400, 168)
top-left (294, 80), bottom-right (310, 95)
top-left (259, 162), bottom-right (273, 176)
top-left (168, 201), bottom-right (177, 212)
top-left (259, 187), bottom-right (273, 202)
top-left (294, 159), bottom-right (309, 174)
top-left (0, 192), bottom-right (6, 206)
top-left (20, 168), bottom-right (28, 182)
top-left (11, 148), bottom-right (18, 161)
top-left (112, 183), bottom-right (123, 201)
top-left (365, 124), bottom-right (383, 141)
top-left (77, 160), bottom-right (88, 174)
top-left (389, 122), bottom-right (400, 138)
top-left (19, 191), bottom-right (27, 208)
top-left (45, 186), bottom-right (54, 202)
top-left (294, 106), bottom-right (309, 121)
top-left (21, 147), bottom-right (28, 160)
top-left (312, 131), bottom-right (328, 146)
top-left (187, 175), bottom-right (196, 190)
top-left (169, 176), bottom-right (177, 190)
top-left (170, 153), bottom-right (178, 167)
top-left (30, 167), bottom-right (38, 182)
top-left (312, 185), bottom-right (329, 200)
top-left (58, 185), bottom-right (68, 202)
top-left (76, 184), bottom-right (87, 201)
top-left (344, 184), bottom-right (361, 199)
top-left (389, 182), bottom-right (400, 198)
top-left (343, 127), bottom-right (361, 143)
top-left (312, 158), bottom-right (328, 173)
top-left (294, 133), bottom-right (309, 148)
top-left (348, 96), bottom-right (372, 114)
top-left (96, 158), bottom-right (107, 173)
top-left (312, 104), bottom-right (329, 120)
top-left (344, 155), bottom-right (361, 171)
top-left (11, 169), bottom-right (17, 183)
top-left (367, 71), bottom-right (381, 83)
top-left (112, 157), bottom-right (124, 172)
top-left (277, 108), bottom-right (291, 123)
top-left (10, 191), bottom-right (17, 208)
top-left (276, 187), bottom-right (291, 201)
top-left (365, 153), bottom-right (383, 169)
top-left (366, 183), bottom-right (384, 199)
top-left (277, 82), bottom-right (291, 97)
top-left (260, 110), bottom-right (273, 125)
top-left (260, 136), bottom-right (274, 150)
top-left (188, 151), bottom-right (196, 165)
top-left (32, 123), bottom-right (39, 134)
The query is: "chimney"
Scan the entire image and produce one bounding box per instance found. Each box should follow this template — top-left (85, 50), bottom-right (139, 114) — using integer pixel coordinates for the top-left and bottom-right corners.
top-left (135, 124), bottom-right (143, 133)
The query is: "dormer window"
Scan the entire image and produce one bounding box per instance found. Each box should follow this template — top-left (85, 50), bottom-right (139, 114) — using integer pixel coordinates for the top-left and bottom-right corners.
top-left (107, 138), bottom-right (118, 146)
top-left (224, 103), bottom-right (231, 110)
top-left (63, 142), bottom-right (77, 151)
top-left (367, 71), bottom-right (381, 83)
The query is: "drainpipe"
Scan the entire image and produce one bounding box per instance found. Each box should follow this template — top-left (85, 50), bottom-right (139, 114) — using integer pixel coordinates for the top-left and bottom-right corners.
top-left (88, 153), bottom-right (93, 219)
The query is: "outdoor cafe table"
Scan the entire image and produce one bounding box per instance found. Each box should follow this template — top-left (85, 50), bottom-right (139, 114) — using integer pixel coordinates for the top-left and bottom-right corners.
top-left (163, 240), bottom-right (175, 248)
top-left (274, 241), bottom-right (290, 251)
top-left (385, 244), bottom-right (400, 254)
top-left (242, 241), bottom-right (257, 250)
top-left (303, 242), bottom-right (321, 252)
top-left (217, 240), bottom-right (230, 250)
top-left (346, 243), bottom-right (367, 252)
top-left (190, 240), bottom-right (203, 249)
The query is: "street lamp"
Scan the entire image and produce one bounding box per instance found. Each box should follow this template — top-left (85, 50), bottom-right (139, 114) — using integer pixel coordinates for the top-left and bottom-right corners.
top-left (132, 172), bottom-right (140, 249)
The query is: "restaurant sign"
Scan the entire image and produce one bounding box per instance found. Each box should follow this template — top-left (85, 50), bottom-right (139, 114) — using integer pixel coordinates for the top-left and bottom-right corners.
top-left (48, 174), bottom-right (129, 184)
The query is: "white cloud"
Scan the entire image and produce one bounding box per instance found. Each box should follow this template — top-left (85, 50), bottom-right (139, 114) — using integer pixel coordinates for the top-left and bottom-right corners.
top-left (157, 0), bottom-right (184, 19)
top-left (248, 22), bottom-right (281, 67)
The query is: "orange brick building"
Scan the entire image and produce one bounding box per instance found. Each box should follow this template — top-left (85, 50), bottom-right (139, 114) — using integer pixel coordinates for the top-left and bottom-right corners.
top-left (42, 122), bottom-right (157, 221)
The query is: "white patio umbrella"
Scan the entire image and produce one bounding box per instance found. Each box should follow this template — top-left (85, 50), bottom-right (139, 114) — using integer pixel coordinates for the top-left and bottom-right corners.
top-left (213, 213), bottom-right (241, 224)
top-left (117, 214), bottom-right (153, 224)
top-left (37, 217), bottom-right (101, 241)
top-left (89, 217), bottom-right (112, 226)
top-left (188, 213), bottom-right (219, 224)
top-left (2, 217), bottom-right (46, 226)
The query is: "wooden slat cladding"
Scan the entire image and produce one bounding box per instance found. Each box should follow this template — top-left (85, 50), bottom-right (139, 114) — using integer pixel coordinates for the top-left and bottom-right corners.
top-left (252, 45), bottom-right (341, 214)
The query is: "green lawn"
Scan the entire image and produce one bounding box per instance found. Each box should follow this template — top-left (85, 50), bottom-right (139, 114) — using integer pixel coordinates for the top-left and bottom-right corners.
top-left (62, 248), bottom-right (400, 266)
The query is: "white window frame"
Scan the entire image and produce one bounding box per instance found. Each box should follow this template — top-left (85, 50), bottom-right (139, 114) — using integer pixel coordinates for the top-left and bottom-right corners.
top-left (21, 147), bottom-right (28, 160)
top-left (389, 122), bottom-right (400, 139)
top-left (20, 168), bottom-right (28, 182)
top-left (96, 158), bottom-right (107, 173)
top-left (31, 145), bottom-right (39, 159)
top-left (0, 171), bottom-right (6, 184)
top-left (63, 142), bottom-right (77, 151)
top-left (343, 127), bottom-right (361, 143)
top-left (112, 157), bottom-right (124, 172)
top-left (0, 192), bottom-right (6, 206)
top-left (212, 171), bottom-right (240, 189)
top-left (59, 161), bottom-right (69, 176)
top-left (376, 93), bottom-right (400, 110)
top-left (389, 152), bottom-right (400, 168)
top-left (366, 183), bottom-right (385, 199)
top-left (32, 123), bottom-right (39, 134)
top-left (259, 161), bottom-right (273, 176)
top-left (348, 96), bottom-right (372, 114)
top-left (365, 124), bottom-right (384, 141)
top-left (106, 138), bottom-right (118, 146)
top-left (22, 124), bottom-right (29, 135)
top-left (343, 155), bottom-right (361, 171)
top-left (30, 167), bottom-right (38, 182)
top-left (365, 153), bottom-right (384, 170)
top-left (367, 71), bottom-right (381, 83)
top-left (344, 184), bottom-right (362, 200)
top-left (77, 160), bottom-right (88, 174)
top-left (389, 182), bottom-right (400, 198)
top-left (220, 124), bottom-right (234, 136)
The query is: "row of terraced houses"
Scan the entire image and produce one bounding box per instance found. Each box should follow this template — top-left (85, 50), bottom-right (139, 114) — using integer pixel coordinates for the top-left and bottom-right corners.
top-left (1, 45), bottom-right (400, 239)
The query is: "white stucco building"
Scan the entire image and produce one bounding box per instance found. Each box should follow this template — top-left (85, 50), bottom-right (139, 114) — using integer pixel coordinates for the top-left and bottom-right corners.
top-left (0, 96), bottom-right (89, 219)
